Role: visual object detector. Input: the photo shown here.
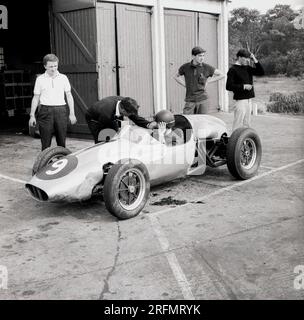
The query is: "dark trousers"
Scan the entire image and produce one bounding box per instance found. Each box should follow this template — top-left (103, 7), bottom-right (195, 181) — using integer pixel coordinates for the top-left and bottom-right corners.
top-left (37, 105), bottom-right (68, 150)
top-left (183, 100), bottom-right (210, 115)
top-left (85, 113), bottom-right (118, 144)
top-left (85, 113), bottom-right (103, 144)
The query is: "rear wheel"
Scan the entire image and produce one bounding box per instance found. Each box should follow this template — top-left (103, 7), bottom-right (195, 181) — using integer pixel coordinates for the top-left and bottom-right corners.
top-left (32, 146), bottom-right (71, 176)
top-left (227, 127), bottom-right (262, 180)
top-left (103, 160), bottom-right (150, 220)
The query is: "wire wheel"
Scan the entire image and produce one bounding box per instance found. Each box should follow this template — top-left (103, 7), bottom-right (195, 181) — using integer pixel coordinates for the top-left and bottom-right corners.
top-left (118, 168), bottom-right (146, 211)
top-left (103, 160), bottom-right (150, 219)
top-left (227, 127), bottom-right (262, 180)
top-left (240, 138), bottom-right (257, 169)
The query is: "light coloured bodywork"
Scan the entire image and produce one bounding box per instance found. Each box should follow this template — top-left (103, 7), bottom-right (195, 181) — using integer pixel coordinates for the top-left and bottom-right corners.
top-left (26, 115), bottom-right (228, 202)
top-left (185, 115), bottom-right (227, 139)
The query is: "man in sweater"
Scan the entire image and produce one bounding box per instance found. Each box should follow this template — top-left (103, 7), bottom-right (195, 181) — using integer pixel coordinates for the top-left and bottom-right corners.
top-left (226, 49), bottom-right (264, 131)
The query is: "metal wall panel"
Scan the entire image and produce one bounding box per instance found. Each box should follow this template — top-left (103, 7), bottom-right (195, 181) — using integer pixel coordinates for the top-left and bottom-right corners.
top-left (198, 12), bottom-right (219, 113)
top-left (116, 4), bottom-right (154, 118)
top-left (96, 3), bottom-right (117, 98)
top-left (164, 9), bottom-right (197, 114)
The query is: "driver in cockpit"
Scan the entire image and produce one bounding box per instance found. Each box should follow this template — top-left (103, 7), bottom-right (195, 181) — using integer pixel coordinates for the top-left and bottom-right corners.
top-left (152, 110), bottom-right (184, 146)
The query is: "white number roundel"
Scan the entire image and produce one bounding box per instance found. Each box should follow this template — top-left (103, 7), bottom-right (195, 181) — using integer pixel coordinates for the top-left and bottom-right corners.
top-left (45, 159), bottom-right (68, 175)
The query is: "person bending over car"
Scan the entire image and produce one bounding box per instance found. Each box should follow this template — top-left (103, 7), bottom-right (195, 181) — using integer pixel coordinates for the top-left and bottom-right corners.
top-left (152, 110), bottom-right (184, 146)
top-left (85, 96), bottom-right (157, 143)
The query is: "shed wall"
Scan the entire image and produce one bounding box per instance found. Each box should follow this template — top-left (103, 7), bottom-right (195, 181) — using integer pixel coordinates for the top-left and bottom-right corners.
top-left (164, 9), bottom-right (197, 114)
top-left (52, 8), bottom-right (98, 133)
top-left (51, 0), bottom-right (228, 135)
top-left (198, 12), bottom-right (219, 112)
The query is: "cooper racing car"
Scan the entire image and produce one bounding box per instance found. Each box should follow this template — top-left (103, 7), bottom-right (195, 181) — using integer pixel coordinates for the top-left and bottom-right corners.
top-left (25, 114), bottom-right (262, 220)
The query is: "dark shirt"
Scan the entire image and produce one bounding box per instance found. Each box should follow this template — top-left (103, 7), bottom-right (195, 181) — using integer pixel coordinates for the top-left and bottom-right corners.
top-left (226, 62), bottom-right (264, 100)
top-left (179, 61), bottom-right (215, 102)
top-left (86, 96), bottom-right (151, 130)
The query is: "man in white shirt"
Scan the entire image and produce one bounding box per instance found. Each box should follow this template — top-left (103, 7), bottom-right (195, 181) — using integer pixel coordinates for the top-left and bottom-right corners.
top-left (29, 54), bottom-right (77, 150)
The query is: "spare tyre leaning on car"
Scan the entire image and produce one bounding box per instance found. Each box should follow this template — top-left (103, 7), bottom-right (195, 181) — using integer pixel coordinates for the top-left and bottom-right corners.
top-left (32, 146), bottom-right (71, 176)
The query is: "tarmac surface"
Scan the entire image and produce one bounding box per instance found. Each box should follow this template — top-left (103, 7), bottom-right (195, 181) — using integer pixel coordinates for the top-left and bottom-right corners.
top-left (0, 112), bottom-right (303, 300)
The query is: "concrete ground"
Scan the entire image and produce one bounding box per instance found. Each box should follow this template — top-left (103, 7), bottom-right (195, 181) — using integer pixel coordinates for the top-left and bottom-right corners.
top-left (0, 112), bottom-right (303, 300)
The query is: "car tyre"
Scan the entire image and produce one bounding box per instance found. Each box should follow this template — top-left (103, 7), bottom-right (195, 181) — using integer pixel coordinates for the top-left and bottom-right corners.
top-left (103, 160), bottom-right (150, 220)
top-left (32, 146), bottom-right (71, 176)
top-left (227, 127), bottom-right (262, 180)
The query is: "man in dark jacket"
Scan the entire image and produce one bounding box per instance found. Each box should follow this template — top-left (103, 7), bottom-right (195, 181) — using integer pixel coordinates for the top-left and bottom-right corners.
top-left (85, 96), bottom-right (157, 143)
top-left (226, 49), bottom-right (264, 131)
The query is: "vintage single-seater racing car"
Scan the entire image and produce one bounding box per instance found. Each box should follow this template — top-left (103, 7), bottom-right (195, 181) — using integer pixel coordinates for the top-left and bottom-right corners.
top-left (26, 114), bottom-right (262, 220)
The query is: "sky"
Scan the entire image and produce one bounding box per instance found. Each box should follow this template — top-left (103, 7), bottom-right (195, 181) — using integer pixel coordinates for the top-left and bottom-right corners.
top-left (228, 0), bottom-right (304, 13)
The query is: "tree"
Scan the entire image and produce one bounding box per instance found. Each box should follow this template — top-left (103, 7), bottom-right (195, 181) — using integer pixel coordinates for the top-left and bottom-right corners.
top-left (260, 5), bottom-right (298, 55)
top-left (229, 5), bottom-right (304, 76)
top-left (286, 49), bottom-right (304, 77)
top-left (229, 8), bottom-right (263, 55)
top-left (264, 4), bottom-right (297, 23)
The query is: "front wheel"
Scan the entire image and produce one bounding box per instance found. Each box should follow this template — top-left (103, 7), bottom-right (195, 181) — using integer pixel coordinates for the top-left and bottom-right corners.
top-left (32, 146), bottom-right (71, 176)
top-left (103, 160), bottom-right (150, 220)
top-left (227, 127), bottom-right (262, 180)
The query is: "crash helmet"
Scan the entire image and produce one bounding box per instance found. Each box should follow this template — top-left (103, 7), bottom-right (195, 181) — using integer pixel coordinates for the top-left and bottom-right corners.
top-left (155, 110), bottom-right (175, 129)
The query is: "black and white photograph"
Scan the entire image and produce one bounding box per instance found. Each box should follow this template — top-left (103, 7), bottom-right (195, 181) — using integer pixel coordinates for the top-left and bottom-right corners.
top-left (0, 0), bottom-right (303, 307)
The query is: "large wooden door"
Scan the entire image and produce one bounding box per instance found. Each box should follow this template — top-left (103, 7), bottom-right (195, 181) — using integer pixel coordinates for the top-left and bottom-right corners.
top-left (164, 10), bottom-right (197, 114)
top-left (96, 3), bottom-right (154, 118)
top-left (52, 8), bottom-right (98, 133)
top-left (96, 2), bottom-right (117, 98)
top-left (116, 4), bottom-right (154, 118)
top-left (198, 13), bottom-right (219, 113)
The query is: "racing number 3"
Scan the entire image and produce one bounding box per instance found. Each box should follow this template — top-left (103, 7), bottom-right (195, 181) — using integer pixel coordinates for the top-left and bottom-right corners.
top-left (46, 159), bottom-right (68, 175)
